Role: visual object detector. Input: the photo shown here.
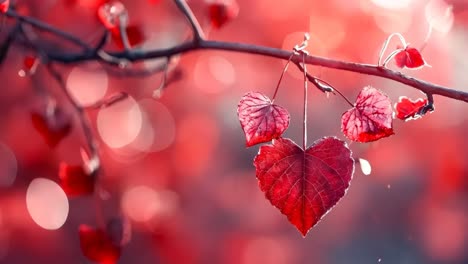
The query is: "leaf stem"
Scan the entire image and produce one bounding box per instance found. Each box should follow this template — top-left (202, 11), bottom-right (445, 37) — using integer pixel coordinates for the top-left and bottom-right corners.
top-left (314, 77), bottom-right (354, 107)
top-left (174, 0), bottom-right (205, 42)
top-left (302, 52), bottom-right (308, 149)
top-left (271, 52), bottom-right (294, 102)
top-left (378, 32), bottom-right (407, 66)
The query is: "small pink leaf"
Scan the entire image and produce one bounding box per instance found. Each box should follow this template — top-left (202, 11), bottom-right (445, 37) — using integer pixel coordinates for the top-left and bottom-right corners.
top-left (341, 86), bottom-right (394, 142)
top-left (237, 92), bottom-right (290, 147)
top-left (394, 46), bottom-right (427, 69)
top-left (254, 137), bottom-right (354, 236)
top-left (394, 96), bottom-right (428, 121)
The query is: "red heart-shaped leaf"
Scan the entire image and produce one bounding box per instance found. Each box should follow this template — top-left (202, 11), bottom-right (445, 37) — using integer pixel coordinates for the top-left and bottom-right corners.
top-left (0, 0), bottom-right (10, 13)
top-left (59, 162), bottom-right (95, 197)
top-left (341, 86), bottom-right (394, 142)
top-left (208, 1), bottom-right (239, 29)
top-left (394, 46), bottom-right (426, 69)
top-left (79, 224), bottom-right (121, 264)
top-left (237, 92), bottom-right (290, 147)
top-left (394, 96), bottom-right (428, 121)
top-left (254, 137), bottom-right (354, 236)
top-left (31, 107), bottom-right (72, 148)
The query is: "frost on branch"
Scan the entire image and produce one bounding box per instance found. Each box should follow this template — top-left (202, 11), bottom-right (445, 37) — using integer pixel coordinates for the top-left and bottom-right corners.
top-left (254, 137), bottom-right (354, 236)
top-left (237, 92), bottom-right (290, 147)
top-left (341, 86), bottom-right (394, 142)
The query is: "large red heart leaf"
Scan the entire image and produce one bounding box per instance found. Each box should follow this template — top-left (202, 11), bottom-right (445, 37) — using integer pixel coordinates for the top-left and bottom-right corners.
top-left (341, 86), bottom-right (394, 142)
top-left (394, 46), bottom-right (426, 69)
top-left (254, 137), bottom-right (354, 236)
top-left (394, 96), bottom-right (428, 121)
top-left (79, 224), bottom-right (121, 264)
top-left (237, 92), bottom-right (290, 147)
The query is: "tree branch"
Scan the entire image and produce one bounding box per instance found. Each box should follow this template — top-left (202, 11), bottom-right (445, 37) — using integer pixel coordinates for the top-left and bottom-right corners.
top-left (3, 7), bottom-right (468, 104)
top-left (173, 0), bottom-right (206, 42)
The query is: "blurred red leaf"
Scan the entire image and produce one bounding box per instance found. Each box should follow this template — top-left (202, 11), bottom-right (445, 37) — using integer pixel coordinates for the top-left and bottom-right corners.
top-left (79, 224), bottom-right (121, 264)
top-left (111, 24), bottom-right (146, 49)
top-left (237, 92), bottom-right (290, 147)
top-left (31, 107), bottom-right (72, 148)
top-left (208, 1), bottom-right (239, 29)
top-left (23, 56), bottom-right (37, 70)
top-left (97, 1), bottom-right (127, 31)
top-left (341, 86), bottom-right (394, 142)
top-left (59, 162), bottom-right (95, 197)
top-left (394, 96), bottom-right (428, 121)
top-left (254, 137), bottom-right (354, 236)
top-left (0, 0), bottom-right (10, 13)
top-left (22, 56), bottom-right (39, 74)
top-left (65, 0), bottom-right (106, 8)
top-left (394, 46), bottom-right (427, 69)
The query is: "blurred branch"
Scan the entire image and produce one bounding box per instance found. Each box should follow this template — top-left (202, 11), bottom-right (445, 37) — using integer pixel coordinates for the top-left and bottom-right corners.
top-left (3, 7), bottom-right (468, 103)
top-left (174, 0), bottom-right (206, 42)
top-left (47, 64), bottom-right (99, 167)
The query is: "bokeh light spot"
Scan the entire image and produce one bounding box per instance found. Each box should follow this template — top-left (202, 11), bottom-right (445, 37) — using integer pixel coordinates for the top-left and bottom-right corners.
top-left (66, 63), bottom-right (108, 107)
top-left (122, 186), bottom-right (178, 223)
top-left (371, 0), bottom-right (411, 10)
top-left (97, 96), bottom-right (142, 148)
top-left (208, 55), bottom-right (236, 86)
top-left (130, 99), bottom-right (176, 153)
top-left (425, 0), bottom-right (453, 34)
top-left (359, 158), bottom-right (372, 175)
top-left (26, 178), bottom-right (69, 230)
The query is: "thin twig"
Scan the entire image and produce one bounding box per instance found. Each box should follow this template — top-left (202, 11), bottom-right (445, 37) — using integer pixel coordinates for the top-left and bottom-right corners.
top-left (85, 92), bottom-right (129, 109)
top-left (119, 17), bottom-right (131, 51)
top-left (294, 61), bottom-right (333, 93)
top-left (153, 58), bottom-right (170, 98)
top-left (6, 9), bottom-right (92, 51)
top-left (173, 0), bottom-right (205, 42)
top-left (271, 53), bottom-right (294, 102)
top-left (47, 64), bottom-right (99, 161)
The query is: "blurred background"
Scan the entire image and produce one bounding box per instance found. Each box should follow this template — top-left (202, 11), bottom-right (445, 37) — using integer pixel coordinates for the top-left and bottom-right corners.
top-left (0, 0), bottom-right (467, 263)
